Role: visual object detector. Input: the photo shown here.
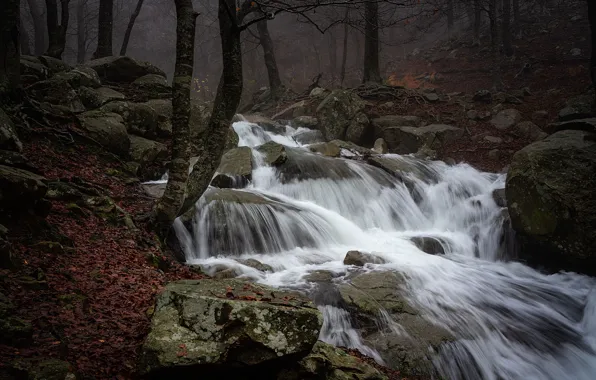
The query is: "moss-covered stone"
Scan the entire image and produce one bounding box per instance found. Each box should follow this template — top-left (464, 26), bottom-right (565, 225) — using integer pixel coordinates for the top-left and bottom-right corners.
top-left (506, 129), bottom-right (596, 274)
top-left (210, 146), bottom-right (253, 189)
top-left (76, 111), bottom-right (130, 157)
top-left (139, 279), bottom-right (323, 375)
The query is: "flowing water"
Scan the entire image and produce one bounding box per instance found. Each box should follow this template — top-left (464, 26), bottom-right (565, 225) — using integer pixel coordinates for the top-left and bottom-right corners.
top-left (173, 120), bottom-right (596, 380)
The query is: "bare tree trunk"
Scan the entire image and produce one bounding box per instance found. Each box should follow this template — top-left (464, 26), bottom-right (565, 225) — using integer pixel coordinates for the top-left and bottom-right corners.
top-left (93, 0), bottom-right (113, 58)
top-left (256, 19), bottom-right (282, 96)
top-left (340, 10), bottom-right (349, 87)
top-left (327, 29), bottom-right (337, 85)
top-left (362, 0), bottom-right (381, 83)
top-left (45, 0), bottom-right (70, 59)
top-left (589, 0), bottom-right (596, 102)
top-left (489, 0), bottom-right (501, 90)
top-left (0, 0), bottom-right (21, 101)
top-left (20, 20), bottom-right (32, 55)
top-left (77, 0), bottom-right (86, 63)
top-left (152, 0), bottom-right (198, 238)
top-left (119, 0), bottom-right (144, 56)
top-left (179, 0), bottom-right (244, 224)
top-left (447, 0), bottom-right (454, 35)
top-left (27, 0), bottom-right (46, 55)
top-left (513, 0), bottom-right (520, 38)
top-left (473, 0), bottom-right (481, 46)
top-left (502, 0), bottom-right (513, 56)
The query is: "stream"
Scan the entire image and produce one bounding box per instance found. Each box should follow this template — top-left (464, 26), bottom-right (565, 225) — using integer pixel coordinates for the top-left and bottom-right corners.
top-left (171, 120), bottom-right (596, 380)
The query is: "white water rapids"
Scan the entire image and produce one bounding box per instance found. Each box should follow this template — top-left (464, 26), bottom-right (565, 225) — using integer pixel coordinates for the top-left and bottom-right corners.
top-left (172, 120), bottom-right (596, 380)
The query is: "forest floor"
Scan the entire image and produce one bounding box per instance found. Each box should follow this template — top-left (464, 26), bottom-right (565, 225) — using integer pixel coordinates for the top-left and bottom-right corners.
top-left (0, 4), bottom-right (592, 380)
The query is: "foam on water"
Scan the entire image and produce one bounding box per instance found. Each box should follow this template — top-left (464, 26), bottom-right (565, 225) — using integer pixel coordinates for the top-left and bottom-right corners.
top-left (174, 120), bottom-right (596, 379)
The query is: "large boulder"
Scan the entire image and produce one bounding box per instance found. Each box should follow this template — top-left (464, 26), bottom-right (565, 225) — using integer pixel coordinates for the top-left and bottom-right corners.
top-left (490, 109), bottom-right (522, 131)
top-left (78, 86), bottom-right (126, 109)
top-left (26, 77), bottom-right (85, 113)
top-left (256, 141), bottom-right (287, 166)
top-left (20, 56), bottom-right (49, 84)
top-left (210, 147), bottom-right (253, 188)
top-left (38, 55), bottom-right (72, 74)
top-left (129, 135), bottom-right (168, 169)
top-left (293, 129), bottom-right (324, 145)
top-left (139, 279), bottom-right (322, 376)
top-left (272, 100), bottom-right (309, 120)
top-left (77, 111), bottom-right (130, 157)
top-left (380, 124), bottom-right (464, 154)
top-left (0, 165), bottom-right (47, 210)
top-left (144, 99), bottom-right (173, 137)
top-left (558, 93), bottom-right (593, 121)
top-left (506, 130), bottom-right (596, 274)
top-left (338, 271), bottom-right (453, 377)
top-left (100, 101), bottom-right (159, 137)
top-left (280, 341), bottom-right (388, 380)
top-left (510, 121), bottom-right (547, 141)
top-left (131, 74), bottom-right (172, 100)
top-left (86, 56), bottom-right (166, 83)
top-left (54, 65), bottom-right (101, 89)
top-left (244, 114), bottom-right (285, 134)
top-left (316, 90), bottom-right (372, 145)
top-left (291, 116), bottom-right (319, 130)
top-left (0, 109), bottom-right (23, 152)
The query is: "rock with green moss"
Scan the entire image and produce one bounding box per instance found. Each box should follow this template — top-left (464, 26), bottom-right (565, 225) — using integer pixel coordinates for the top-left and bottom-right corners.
top-left (139, 279), bottom-right (322, 376)
top-left (25, 77), bottom-right (85, 113)
top-left (506, 129), bottom-right (596, 274)
top-left (100, 101), bottom-right (159, 138)
top-left (76, 111), bottom-right (130, 157)
top-left (132, 74), bottom-right (171, 100)
top-left (279, 341), bottom-right (387, 380)
top-left (256, 141), bottom-right (287, 166)
top-left (78, 86), bottom-right (126, 109)
top-left (210, 146), bottom-right (253, 188)
top-left (86, 56), bottom-right (166, 83)
top-left (54, 66), bottom-right (101, 89)
top-left (4, 358), bottom-right (76, 380)
top-left (315, 90), bottom-right (371, 145)
top-left (338, 271), bottom-right (453, 377)
top-left (129, 135), bottom-right (168, 169)
top-left (0, 165), bottom-right (47, 208)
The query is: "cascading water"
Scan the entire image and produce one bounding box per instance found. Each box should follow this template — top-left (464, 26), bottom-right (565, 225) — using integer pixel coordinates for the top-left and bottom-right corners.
top-left (174, 120), bottom-right (596, 379)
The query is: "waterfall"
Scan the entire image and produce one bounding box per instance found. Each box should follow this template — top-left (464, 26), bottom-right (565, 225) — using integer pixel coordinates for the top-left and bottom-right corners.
top-left (174, 119), bottom-right (596, 379)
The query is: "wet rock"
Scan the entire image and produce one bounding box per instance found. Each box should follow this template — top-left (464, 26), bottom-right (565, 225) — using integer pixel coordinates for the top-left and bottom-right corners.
top-left (225, 127), bottom-right (240, 151)
top-left (256, 141), bottom-right (287, 166)
top-left (367, 155), bottom-right (437, 183)
top-left (86, 55), bottom-right (166, 83)
top-left (291, 116), bottom-right (319, 130)
top-left (303, 270), bottom-right (336, 283)
top-left (492, 188), bottom-right (507, 207)
top-left (129, 135), bottom-right (168, 170)
top-left (510, 121), bottom-right (547, 141)
top-left (281, 341), bottom-right (388, 380)
top-left (413, 145), bottom-right (438, 160)
top-left (272, 100), bottom-right (308, 120)
top-left (343, 251), bottom-right (386, 266)
top-left (100, 101), bottom-right (159, 138)
top-left (490, 109), bottom-right (522, 130)
top-left (338, 271), bottom-right (453, 377)
top-left (294, 129), bottom-right (324, 145)
top-left (328, 140), bottom-right (373, 157)
top-left (77, 111), bottom-right (130, 157)
top-left (210, 147), bottom-right (253, 189)
top-left (54, 65), bottom-right (101, 89)
top-left (26, 77), bottom-right (85, 113)
top-left (316, 90), bottom-right (371, 145)
top-left (410, 236), bottom-right (446, 255)
top-left (79, 86), bottom-right (126, 109)
top-left (244, 115), bottom-right (286, 134)
top-left (308, 142), bottom-right (341, 157)
top-left (506, 130), bottom-right (596, 275)
top-left (484, 136), bottom-right (503, 144)
top-left (139, 279), bottom-right (322, 376)
top-left (236, 258), bottom-right (274, 273)
top-left (372, 138), bottom-right (387, 154)
top-left (0, 109), bottom-right (23, 152)
top-left (380, 124), bottom-right (464, 154)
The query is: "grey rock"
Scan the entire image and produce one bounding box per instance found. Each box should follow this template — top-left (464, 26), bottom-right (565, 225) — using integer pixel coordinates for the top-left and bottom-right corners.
top-left (210, 147), bottom-right (253, 189)
top-left (79, 86), bottom-right (126, 109)
top-left (77, 111), bottom-right (130, 156)
top-left (0, 109), bottom-right (22, 152)
top-left (490, 109), bottom-right (522, 130)
top-left (343, 250), bottom-right (386, 266)
top-left (86, 56), bottom-right (166, 83)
